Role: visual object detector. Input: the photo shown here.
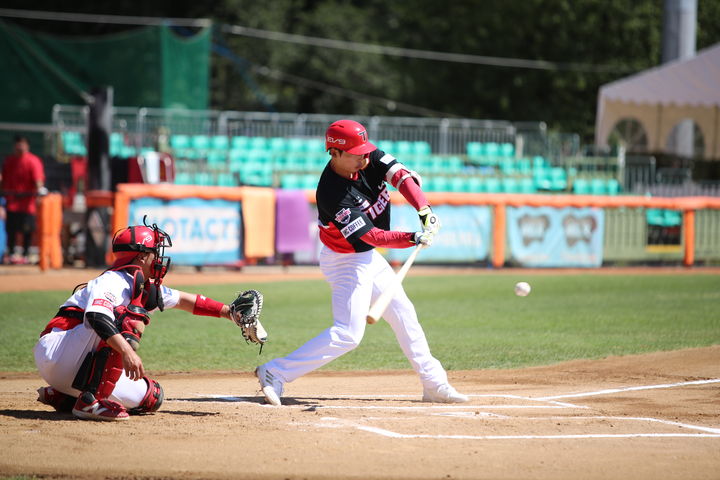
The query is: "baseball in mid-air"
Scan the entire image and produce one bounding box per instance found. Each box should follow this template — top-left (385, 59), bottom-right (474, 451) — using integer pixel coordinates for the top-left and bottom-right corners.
top-left (514, 281), bottom-right (531, 297)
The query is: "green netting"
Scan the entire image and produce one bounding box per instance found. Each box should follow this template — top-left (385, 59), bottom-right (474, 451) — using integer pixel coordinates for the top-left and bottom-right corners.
top-left (0, 20), bottom-right (210, 123)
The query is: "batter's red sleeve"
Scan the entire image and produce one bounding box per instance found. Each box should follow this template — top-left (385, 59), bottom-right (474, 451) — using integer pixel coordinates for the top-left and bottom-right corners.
top-left (394, 170), bottom-right (429, 211)
top-left (360, 228), bottom-right (415, 249)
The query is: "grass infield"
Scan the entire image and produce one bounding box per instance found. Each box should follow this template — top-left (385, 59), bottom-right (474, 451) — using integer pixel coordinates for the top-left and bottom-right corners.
top-left (1, 273), bottom-right (718, 372)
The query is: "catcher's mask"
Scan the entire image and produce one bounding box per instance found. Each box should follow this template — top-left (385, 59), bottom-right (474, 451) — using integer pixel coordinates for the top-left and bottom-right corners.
top-left (111, 216), bottom-right (172, 284)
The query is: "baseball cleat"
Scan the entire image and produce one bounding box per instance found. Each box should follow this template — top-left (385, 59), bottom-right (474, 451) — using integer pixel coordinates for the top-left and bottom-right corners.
top-left (37, 386), bottom-right (76, 413)
top-left (422, 384), bottom-right (469, 403)
top-left (255, 364), bottom-right (284, 406)
top-left (72, 391), bottom-right (129, 421)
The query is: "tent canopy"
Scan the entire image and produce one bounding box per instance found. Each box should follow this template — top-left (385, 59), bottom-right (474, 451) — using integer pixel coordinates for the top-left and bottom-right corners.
top-left (595, 42), bottom-right (720, 159)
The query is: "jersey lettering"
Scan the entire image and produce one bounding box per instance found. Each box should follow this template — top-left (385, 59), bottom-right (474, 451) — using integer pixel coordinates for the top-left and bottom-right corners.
top-left (340, 217), bottom-right (367, 238)
top-left (91, 298), bottom-right (114, 312)
top-left (363, 186), bottom-right (390, 220)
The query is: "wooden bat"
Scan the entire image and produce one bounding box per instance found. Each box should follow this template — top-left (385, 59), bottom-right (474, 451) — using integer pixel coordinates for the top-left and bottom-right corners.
top-left (366, 244), bottom-right (425, 324)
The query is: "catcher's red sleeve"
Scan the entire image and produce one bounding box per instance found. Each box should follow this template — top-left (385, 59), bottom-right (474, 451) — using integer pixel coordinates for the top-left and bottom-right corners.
top-left (193, 294), bottom-right (224, 317)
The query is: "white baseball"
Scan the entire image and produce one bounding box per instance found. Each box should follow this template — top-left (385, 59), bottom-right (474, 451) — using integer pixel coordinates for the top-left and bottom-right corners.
top-left (514, 281), bottom-right (531, 297)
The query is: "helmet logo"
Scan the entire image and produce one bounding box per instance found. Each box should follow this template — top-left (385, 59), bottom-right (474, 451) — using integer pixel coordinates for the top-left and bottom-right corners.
top-left (327, 136), bottom-right (346, 145)
top-left (358, 130), bottom-right (367, 142)
top-left (141, 234), bottom-right (153, 246)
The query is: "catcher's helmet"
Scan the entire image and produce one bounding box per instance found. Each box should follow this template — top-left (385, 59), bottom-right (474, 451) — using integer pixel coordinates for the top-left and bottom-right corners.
top-left (111, 217), bottom-right (172, 281)
top-left (325, 119), bottom-right (376, 155)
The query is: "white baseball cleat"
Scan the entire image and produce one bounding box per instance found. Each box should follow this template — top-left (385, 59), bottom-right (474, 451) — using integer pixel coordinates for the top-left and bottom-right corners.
top-left (255, 364), bottom-right (284, 406)
top-left (422, 384), bottom-right (469, 403)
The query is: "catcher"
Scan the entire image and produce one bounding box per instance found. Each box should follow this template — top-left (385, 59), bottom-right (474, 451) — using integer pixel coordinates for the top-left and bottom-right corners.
top-left (33, 217), bottom-right (266, 421)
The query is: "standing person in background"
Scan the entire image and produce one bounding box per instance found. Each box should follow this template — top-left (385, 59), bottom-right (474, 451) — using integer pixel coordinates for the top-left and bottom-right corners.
top-left (0, 135), bottom-right (46, 264)
top-left (255, 119), bottom-right (469, 406)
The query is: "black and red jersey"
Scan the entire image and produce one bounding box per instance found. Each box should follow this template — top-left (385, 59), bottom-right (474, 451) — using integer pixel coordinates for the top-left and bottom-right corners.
top-left (316, 149), bottom-right (403, 253)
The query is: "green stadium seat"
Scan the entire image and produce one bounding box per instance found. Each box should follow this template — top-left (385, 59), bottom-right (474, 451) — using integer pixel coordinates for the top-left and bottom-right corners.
top-left (484, 177), bottom-right (501, 193)
top-left (663, 209), bottom-right (682, 227)
top-left (550, 167), bottom-right (568, 191)
top-left (286, 138), bottom-right (306, 153)
top-left (211, 135), bottom-right (229, 150)
top-left (432, 176), bottom-right (449, 192)
top-left (501, 177), bottom-right (519, 193)
top-left (446, 156), bottom-right (464, 173)
top-left (249, 137), bottom-right (269, 151)
top-left (606, 179), bottom-right (621, 195)
top-left (395, 141), bottom-right (413, 155)
top-left (533, 167), bottom-right (552, 190)
top-left (572, 178), bottom-right (591, 195)
top-left (301, 174), bottom-right (319, 189)
top-left (500, 159), bottom-right (517, 175)
top-left (174, 172), bottom-right (193, 185)
top-left (500, 143), bottom-right (514, 157)
top-left (448, 176), bottom-right (466, 193)
top-left (119, 146), bottom-right (137, 158)
top-left (376, 140), bottom-right (394, 153)
top-left (306, 138), bottom-right (325, 153)
top-left (170, 134), bottom-right (190, 150)
top-left (413, 141), bottom-right (432, 156)
top-left (191, 135), bottom-right (211, 151)
top-left (590, 178), bottom-right (606, 195)
top-left (206, 151), bottom-right (227, 168)
top-left (516, 158), bottom-right (532, 175)
top-left (519, 177), bottom-right (536, 194)
top-left (280, 173), bottom-right (303, 189)
top-left (268, 137), bottom-right (287, 153)
top-left (217, 173), bottom-right (236, 187)
top-left (532, 156), bottom-right (549, 170)
top-left (466, 142), bottom-right (483, 162)
top-left (466, 176), bottom-right (483, 193)
top-left (646, 208), bottom-right (666, 226)
top-left (231, 136), bottom-right (250, 151)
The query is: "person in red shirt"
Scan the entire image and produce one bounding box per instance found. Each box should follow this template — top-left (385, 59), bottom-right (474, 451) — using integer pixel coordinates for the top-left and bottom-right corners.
top-left (0, 135), bottom-right (47, 264)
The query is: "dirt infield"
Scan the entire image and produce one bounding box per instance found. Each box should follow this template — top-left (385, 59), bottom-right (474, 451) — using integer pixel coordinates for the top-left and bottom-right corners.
top-left (1, 347), bottom-right (719, 480)
top-left (1, 266), bottom-right (719, 479)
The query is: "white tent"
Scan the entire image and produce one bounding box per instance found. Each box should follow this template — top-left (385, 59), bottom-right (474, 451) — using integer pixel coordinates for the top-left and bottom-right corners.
top-left (595, 42), bottom-right (720, 159)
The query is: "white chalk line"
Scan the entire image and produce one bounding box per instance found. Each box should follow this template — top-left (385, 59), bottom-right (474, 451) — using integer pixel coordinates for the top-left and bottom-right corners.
top-left (537, 378), bottom-right (720, 401)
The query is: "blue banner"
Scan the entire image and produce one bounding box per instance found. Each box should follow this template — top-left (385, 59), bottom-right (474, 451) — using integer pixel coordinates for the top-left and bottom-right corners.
top-left (128, 198), bottom-right (242, 265)
top-left (507, 206), bottom-right (605, 267)
top-left (388, 205), bottom-right (492, 263)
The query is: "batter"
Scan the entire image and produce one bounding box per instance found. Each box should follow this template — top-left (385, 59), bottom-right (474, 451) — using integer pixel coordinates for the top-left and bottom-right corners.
top-left (256, 119), bottom-right (468, 405)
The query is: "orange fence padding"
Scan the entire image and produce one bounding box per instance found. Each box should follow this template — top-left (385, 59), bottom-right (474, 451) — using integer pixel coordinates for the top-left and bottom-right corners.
top-left (38, 193), bottom-right (63, 271)
top-left (240, 187), bottom-right (276, 259)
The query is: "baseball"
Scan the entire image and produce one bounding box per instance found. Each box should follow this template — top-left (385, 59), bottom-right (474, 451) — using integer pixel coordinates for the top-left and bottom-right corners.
top-left (514, 281), bottom-right (531, 297)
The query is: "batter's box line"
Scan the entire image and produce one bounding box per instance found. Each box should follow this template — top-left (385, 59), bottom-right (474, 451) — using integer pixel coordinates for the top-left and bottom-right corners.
top-left (536, 378), bottom-right (720, 401)
top-left (318, 416), bottom-right (720, 440)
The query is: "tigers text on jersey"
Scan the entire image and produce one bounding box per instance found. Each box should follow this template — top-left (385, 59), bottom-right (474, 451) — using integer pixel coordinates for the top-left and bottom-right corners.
top-left (316, 149), bottom-right (403, 253)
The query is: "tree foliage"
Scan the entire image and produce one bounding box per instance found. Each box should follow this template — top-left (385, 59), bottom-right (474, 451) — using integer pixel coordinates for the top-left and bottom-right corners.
top-left (4, 0), bottom-right (720, 141)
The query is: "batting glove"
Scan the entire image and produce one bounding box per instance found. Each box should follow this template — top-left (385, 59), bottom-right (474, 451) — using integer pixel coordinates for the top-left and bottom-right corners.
top-left (413, 230), bottom-right (434, 246)
top-left (418, 206), bottom-right (440, 234)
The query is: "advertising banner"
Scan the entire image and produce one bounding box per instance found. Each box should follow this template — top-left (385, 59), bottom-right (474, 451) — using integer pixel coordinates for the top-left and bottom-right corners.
top-left (128, 197), bottom-right (242, 265)
top-left (507, 206), bottom-right (605, 267)
top-left (388, 205), bottom-right (492, 263)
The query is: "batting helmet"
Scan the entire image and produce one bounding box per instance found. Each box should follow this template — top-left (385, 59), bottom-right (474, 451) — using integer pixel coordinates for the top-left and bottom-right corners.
top-left (325, 119), bottom-right (376, 155)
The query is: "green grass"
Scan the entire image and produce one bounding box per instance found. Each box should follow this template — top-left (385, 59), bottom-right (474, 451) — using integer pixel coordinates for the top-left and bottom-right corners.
top-left (1, 273), bottom-right (718, 372)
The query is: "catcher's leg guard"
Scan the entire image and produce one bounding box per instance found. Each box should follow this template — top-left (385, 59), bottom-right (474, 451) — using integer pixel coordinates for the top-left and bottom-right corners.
top-left (128, 377), bottom-right (164, 414)
top-left (71, 345), bottom-right (129, 421)
top-left (37, 386), bottom-right (76, 413)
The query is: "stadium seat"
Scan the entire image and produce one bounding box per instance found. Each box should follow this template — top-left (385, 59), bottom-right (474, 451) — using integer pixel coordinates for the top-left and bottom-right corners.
top-left (606, 178), bottom-right (621, 195)
top-left (500, 143), bottom-right (514, 157)
top-left (466, 142), bottom-right (483, 163)
top-left (484, 177), bottom-right (501, 193)
top-left (519, 177), bottom-right (536, 194)
top-left (170, 134), bottom-right (190, 150)
top-left (206, 151), bottom-right (227, 169)
top-left (231, 136), bottom-right (250, 151)
top-left (646, 208), bottom-right (666, 226)
top-left (395, 141), bottom-right (413, 155)
top-left (501, 177), bottom-right (519, 193)
top-left (191, 135), bottom-right (211, 152)
top-left (413, 141), bottom-right (432, 156)
top-left (590, 178), bottom-right (606, 195)
top-left (376, 140), bottom-right (394, 153)
top-left (533, 167), bottom-right (552, 190)
top-left (268, 137), bottom-right (287, 153)
top-left (550, 167), bottom-right (568, 191)
top-left (449, 176), bottom-right (466, 192)
top-left (280, 173), bottom-right (303, 189)
top-left (432, 176), bottom-right (449, 192)
top-left (249, 136), bottom-right (269, 151)
top-left (572, 178), bottom-right (591, 195)
top-left (466, 176), bottom-right (483, 193)
top-left (211, 135), bottom-right (229, 151)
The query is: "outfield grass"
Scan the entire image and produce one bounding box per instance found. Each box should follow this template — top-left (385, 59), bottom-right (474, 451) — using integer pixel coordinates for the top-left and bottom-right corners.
top-left (1, 273), bottom-right (718, 372)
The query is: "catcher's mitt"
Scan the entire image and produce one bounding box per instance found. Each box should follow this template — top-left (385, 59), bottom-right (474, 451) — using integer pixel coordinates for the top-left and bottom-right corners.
top-left (229, 289), bottom-right (267, 348)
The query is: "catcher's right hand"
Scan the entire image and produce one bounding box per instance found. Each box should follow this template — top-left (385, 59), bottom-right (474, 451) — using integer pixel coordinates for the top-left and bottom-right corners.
top-left (229, 289), bottom-right (268, 346)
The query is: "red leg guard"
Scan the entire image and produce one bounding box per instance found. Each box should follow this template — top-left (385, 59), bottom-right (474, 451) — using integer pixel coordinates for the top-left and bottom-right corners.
top-left (128, 377), bottom-right (164, 414)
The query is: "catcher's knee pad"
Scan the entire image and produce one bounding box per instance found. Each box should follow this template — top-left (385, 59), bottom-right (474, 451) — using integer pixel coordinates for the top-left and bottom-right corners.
top-left (128, 377), bottom-right (164, 414)
top-left (71, 345), bottom-right (124, 400)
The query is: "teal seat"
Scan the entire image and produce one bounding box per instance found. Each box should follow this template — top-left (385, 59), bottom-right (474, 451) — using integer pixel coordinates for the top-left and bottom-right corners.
top-left (306, 138), bottom-right (325, 153)
top-left (572, 178), bottom-right (591, 195)
top-left (500, 143), bottom-right (514, 157)
top-left (376, 140), bottom-right (394, 153)
top-left (110, 133), bottom-right (124, 156)
top-left (231, 136), bottom-right (250, 151)
top-left (484, 177), bottom-right (501, 193)
top-left (432, 176), bottom-right (449, 192)
top-left (174, 172), bottom-right (193, 185)
top-left (446, 156), bottom-right (464, 173)
top-left (606, 179), bottom-right (621, 195)
top-left (519, 177), bottom-right (536, 194)
top-left (590, 178), bottom-right (606, 195)
top-left (516, 158), bottom-right (531, 175)
top-left (268, 137), bottom-right (287, 153)
top-left (191, 135), bottom-right (211, 152)
top-left (466, 142), bottom-right (484, 163)
top-left (532, 156), bottom-right (549, 170)
top-left (207, 151), bottom-right (227, 168)
top-left (413, 141), bottom-right (432, 156)
top-left (395, 141), bottom-right (413, 155)
top-left (663, 209), bottom-right (682, 226)
top-left (170, 134), bottom-right (190, 150)
top-left (533, 167), bottom-right (552, 190)
top-left (500, 159), bottom-right (517, 175)
top-left (249, 137), bottom-right (269, 151)
top-left (211, 136), bottom-right (229, 150)
top-left (301, 174), bottom-right (319, 189)
top-left (484, 142), bottom-right (499, 157)
top-left (217, 173), bottom-right (236, 186)
top-left (193, 172), bottom-right (214, 186)
top-left (286, 138), bottom-right (306, 153)
top-left (550, 167), bottom-right (568, 191)
top-left (646, 208), bottom-right (666, 226)
top-left (466, 176), bottom-right (483, 193)
top-left (501, 177), bottom-right (519, 193)
top-left (448, 176), bottom-right (466, 192)
top-left (119, 146), bottom-right (137, 158)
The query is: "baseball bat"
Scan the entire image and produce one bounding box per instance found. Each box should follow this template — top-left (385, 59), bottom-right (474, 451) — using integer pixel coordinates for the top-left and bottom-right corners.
top-left (366, 244), bottom-right (425, 324)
